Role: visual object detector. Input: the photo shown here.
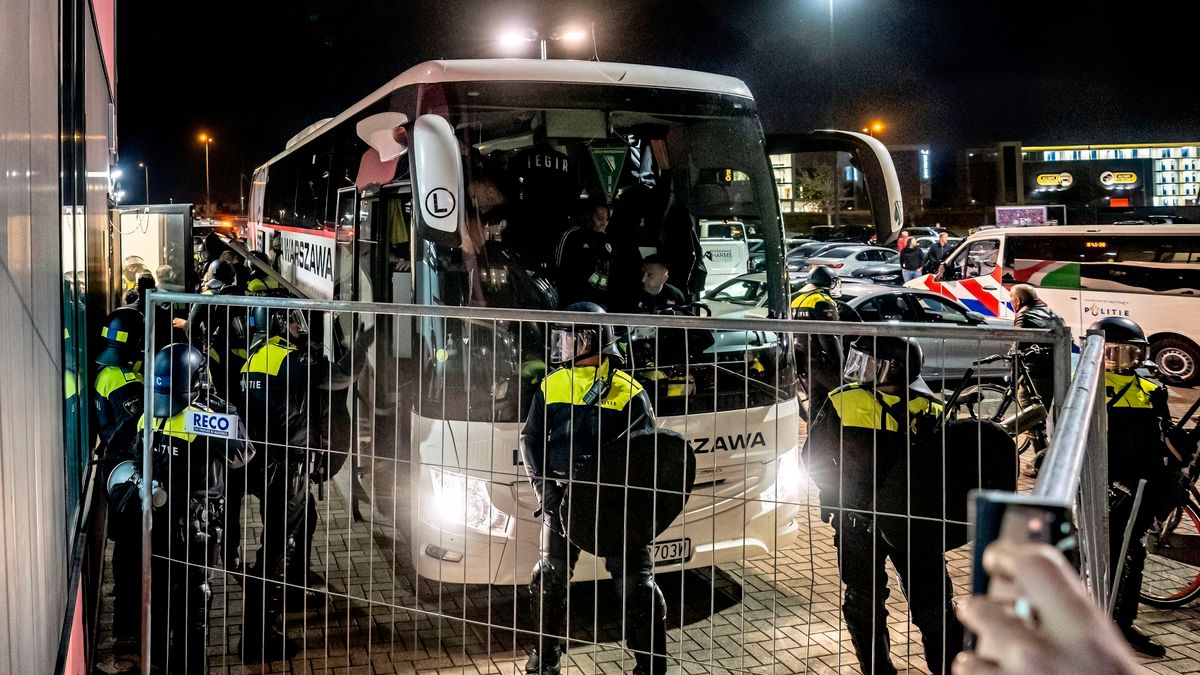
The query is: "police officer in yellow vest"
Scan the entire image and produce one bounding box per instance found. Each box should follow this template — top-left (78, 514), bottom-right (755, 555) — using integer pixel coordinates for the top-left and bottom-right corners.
top-left (806, 336), bottom-right (963, 675)
top-left (186, 259), bottom-right (249, 399)
top-left (94, 307), bottom-right (146, 657)
top-left (790, 264), bottom-right (840, 320)
top-left (235, 306), bottom-right (332, 663)
top-left (245, 250), bottom-right (283, 296)
top-left (135, 343), bottom-right (251, 673)
top-left (791, 265), bottom-right (844, 416)
top-left (1093, 317), bottom-right (1174, 656)
top-left (520, 302), bottom-right (664, 675)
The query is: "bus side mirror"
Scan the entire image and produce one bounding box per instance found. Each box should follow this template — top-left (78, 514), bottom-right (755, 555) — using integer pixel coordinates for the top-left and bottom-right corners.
top-left (413, 114), bottom-right (463, 247)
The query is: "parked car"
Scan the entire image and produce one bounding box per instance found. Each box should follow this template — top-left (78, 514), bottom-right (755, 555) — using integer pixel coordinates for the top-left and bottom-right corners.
top-left (785, 241), bottom-right (846, 272)
top-left (801, 245), bottom-right (895, 276)
top-left (838, 285), bottom-right (1013, 381)
top-left (849, 253), bottom-right (902, 285)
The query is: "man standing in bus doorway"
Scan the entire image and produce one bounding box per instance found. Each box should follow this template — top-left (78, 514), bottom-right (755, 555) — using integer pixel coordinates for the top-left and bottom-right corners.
top-left (520, 302), bottom-right (667, 675)
top-left (555, 202), bottom-right (614, 308)
top-left (1010, 284), bottom-right (1063, 476)
top-left (805, 337), bottom-right (964, 675)
top-left (1093, 317), bottom-right (1180, 657)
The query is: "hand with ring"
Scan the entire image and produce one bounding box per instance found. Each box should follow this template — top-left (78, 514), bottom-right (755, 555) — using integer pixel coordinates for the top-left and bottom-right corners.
top-left (953, 541), bottom-right (1142, 675)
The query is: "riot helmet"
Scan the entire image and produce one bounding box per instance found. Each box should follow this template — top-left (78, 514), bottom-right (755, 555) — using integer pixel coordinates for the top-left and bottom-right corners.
top-left (96, 307), bottom-right (145, 366)
top-left (247, 250), bottom-right (271, 277)
top-left (122, 255), bottom-right (148, 284)
top-left (206, 259), bottom-right (236, 286)
top-left (844, 336), bottom-right (924, 387)
top-left (805, 265), bottom-right (842, 298)
top-left (151, 343), bottom-right (206, 417)
top-left (549, 302), bottom-right (620, 364)
top-left (1089, 317), bottom-right (1148, 374)
top-left (248, 306), bottom-right (304, 340)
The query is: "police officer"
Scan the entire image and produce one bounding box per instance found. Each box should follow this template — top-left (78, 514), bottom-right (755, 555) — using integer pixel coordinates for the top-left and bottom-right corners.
top-left (790, 265), bottom-right (840, 321)
top-left (1094, 317), bottom-right (1173, 656)
top-left (185, 259), bottom-right (249, 399)
top-left (520, 302), bottom-right (666, 675)
top-left (235, 307), bottom-right (330, 662)
top-left (93, 307), bottom-right (146, 656)
top-left (245, 250), bottom-right (283, 296)
top-left (791, 265), bottom-right (844, 416)
top-left (805, 336), bottom-right (963, 675)
top-left (135, 343), bottom-right (251, 673)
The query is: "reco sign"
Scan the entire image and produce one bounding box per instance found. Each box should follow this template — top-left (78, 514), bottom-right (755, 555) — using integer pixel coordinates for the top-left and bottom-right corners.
top-left (184, 410), bottom-right (240, 439)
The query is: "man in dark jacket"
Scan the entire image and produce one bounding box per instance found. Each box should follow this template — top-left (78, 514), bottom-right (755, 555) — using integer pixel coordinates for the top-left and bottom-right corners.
top-left (1010, 284), bottom-right (1063, 411)
top-left (899, 238), bottom-right (927, 283)
top-left (925, 232), bottom-right (955, 273)
top-left (520, 302), bottom-right (666, 674)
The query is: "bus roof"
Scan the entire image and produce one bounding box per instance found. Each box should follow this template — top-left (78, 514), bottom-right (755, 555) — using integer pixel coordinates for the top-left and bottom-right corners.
top-left (259, 59), bottom-right (754, 170)
top-left (970, 224), bottom-right (1200, 237)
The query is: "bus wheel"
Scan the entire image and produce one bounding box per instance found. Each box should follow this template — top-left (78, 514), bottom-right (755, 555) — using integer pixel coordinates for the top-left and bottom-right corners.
top-left (1152, 337), bottom-right (1200, 387)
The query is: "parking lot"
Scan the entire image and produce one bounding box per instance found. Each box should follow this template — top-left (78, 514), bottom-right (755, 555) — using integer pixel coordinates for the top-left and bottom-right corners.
top-left (94, 386), bottom-right (1200, 674)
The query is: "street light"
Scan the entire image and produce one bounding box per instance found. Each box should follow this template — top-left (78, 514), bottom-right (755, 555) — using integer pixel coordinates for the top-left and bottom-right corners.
top-left (137, 162), bottom-right (149, 204)
top-left (862, 121), bottom-right (885, 138)
top-left (498, 25), bottom-right (588, 60)
top-left (198, 133), bottom-right (213, 215)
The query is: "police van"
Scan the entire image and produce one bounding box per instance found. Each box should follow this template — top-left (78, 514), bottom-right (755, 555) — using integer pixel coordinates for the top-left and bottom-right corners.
top-left (907, 224), bottom-right (1200, 385)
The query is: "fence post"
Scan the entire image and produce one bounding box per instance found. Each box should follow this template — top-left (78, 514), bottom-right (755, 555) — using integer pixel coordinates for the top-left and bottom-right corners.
top-left (140, 291), bottom-right (156, 675)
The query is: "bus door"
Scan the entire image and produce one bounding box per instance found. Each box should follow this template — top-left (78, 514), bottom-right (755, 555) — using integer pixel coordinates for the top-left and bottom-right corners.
top-left (356, 185), bottom-right (416, 460)
top-left (917, 235), bottom-right (1012, 318)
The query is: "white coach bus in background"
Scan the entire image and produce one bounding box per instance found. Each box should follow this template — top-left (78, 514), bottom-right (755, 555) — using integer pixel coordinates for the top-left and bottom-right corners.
top-left (909, 224), bottom-right (1200, 385)
top-left (247, 58), bottom-right (903, 584)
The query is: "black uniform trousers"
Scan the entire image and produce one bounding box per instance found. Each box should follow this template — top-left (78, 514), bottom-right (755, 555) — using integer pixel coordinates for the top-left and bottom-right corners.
top-left (151, 493), bottom-right (218, 674)
top-left (834, 513), bottom-right (962, 675)
top-left (1109, 488), bottom-right (1156, 630)
top-left (529, 481), bottom-right (667, 674)
top-left (236, 447), bottom-right (317, 647)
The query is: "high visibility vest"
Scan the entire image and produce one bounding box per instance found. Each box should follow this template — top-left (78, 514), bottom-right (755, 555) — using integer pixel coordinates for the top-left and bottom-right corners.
top-left (827, 383), bottom-right (942, 433)
top-left (791, 289), bottom-right (835, 319)
top-left (1105, 372), bottom-right (1158, 409)
top-left (540, 359), bottom-right (643, 411)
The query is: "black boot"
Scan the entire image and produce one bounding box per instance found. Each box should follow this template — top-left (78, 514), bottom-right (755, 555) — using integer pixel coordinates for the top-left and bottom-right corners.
top-left (238, 627), bottom-right (300, 664)
top-left (1122, 624), bottom-right (1166, 657)
top-left (524, 641), bottom-right (562, 675)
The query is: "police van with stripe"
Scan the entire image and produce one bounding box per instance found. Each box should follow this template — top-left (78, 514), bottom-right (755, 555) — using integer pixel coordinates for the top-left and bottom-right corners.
top-left (907, 224), bottom-right (1200, 385)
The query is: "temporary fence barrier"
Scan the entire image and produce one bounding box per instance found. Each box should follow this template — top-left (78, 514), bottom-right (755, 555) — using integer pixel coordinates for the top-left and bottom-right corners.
top-left (128, 290), bottom-right (1074, 674)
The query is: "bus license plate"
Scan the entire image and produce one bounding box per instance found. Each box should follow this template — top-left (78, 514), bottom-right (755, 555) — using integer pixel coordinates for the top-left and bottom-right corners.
top-left (651, 538), bottom-right (692, 565)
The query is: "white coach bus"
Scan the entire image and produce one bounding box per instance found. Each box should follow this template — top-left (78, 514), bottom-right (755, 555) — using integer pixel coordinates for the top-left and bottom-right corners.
top-left (247, 58), bottom-right (902, 584)
top-left (908, 224), bottom-right (1200, 385)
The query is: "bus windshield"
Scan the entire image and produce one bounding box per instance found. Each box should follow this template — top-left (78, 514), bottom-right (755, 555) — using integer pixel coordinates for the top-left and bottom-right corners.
top-left (413, 80), bottom-right (791, 421)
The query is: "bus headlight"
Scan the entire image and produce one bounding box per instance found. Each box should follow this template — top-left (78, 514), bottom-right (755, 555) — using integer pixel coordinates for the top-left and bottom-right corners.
top-left (762, 448), bottom-right (803, 503)
top-left (429, 467), bottom-right (511, 534)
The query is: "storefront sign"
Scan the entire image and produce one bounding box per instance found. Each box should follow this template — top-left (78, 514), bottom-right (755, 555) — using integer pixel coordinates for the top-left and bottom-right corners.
top-left (1035, 172), bottom-right (1074, 188)
top-left (1099, 170), bottom-right (1137, 186)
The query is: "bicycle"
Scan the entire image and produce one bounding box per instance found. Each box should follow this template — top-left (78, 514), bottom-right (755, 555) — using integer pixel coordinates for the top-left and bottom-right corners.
top-left (946, 345), bottom-right (1050, 459)
top-left (1140, 397), bottom-right (1200, 608)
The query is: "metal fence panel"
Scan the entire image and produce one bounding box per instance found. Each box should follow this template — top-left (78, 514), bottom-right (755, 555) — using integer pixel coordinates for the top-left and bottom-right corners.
top-left (132, 291), bottom-right (1071, 674)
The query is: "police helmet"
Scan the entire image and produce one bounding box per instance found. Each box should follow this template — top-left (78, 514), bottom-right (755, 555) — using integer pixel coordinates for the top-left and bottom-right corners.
top-left (96, 307), bottom-right (144, 366)
top-left (122, 255), bottom-right (147, 280)
top-left (549, 302), bottom-right (620, 364)
top-left (248, 306), bottom-right (292, 338)
top-left (807, 265), bottom-right (837, 290)
top-left (844, 336), bottom-right (924, 387)
top-left (247, 250), bottom-right (271, 274)
top-left (151, 343), bottom-right (206, 417)
top-left (1090, 317), bottom-right (1148, 374)
top-left (206, 259), bottom-right (236, 286)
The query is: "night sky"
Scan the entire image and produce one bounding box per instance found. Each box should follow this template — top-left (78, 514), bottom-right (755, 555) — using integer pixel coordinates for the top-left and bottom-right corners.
top-left (116, 0), bottom-right (1200, 207)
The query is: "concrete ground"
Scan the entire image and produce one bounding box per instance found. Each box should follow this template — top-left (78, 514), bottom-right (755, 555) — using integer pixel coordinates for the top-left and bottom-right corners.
top-left (94, 386), bottom-right (1200, 674)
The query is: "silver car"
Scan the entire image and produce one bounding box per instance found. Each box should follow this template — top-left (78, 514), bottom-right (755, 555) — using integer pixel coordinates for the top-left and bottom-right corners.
top-left (802, 245), bottom-right (896, 277)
